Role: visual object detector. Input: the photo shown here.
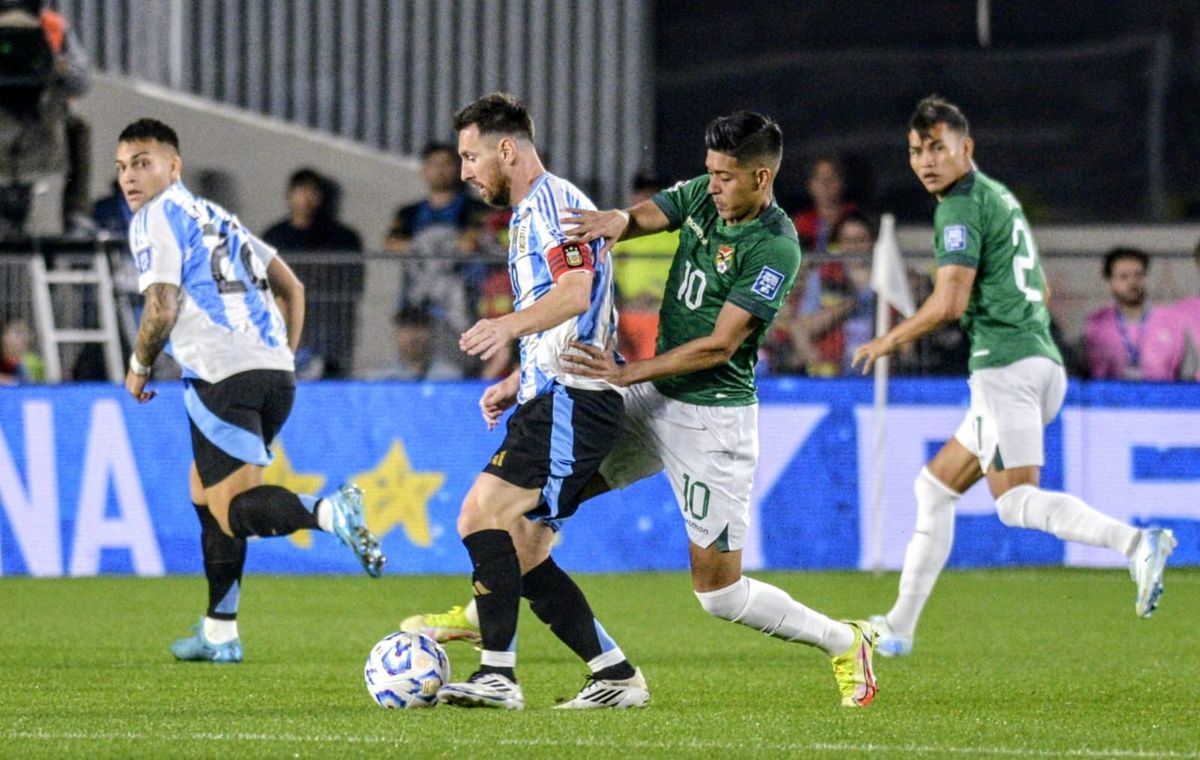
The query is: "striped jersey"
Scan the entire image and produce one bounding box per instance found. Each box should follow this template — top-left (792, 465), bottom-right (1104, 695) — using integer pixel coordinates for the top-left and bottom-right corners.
top-left (128, 182), bottom-right (294, 382)
top-left (508, 173), bottom-right (618, 403)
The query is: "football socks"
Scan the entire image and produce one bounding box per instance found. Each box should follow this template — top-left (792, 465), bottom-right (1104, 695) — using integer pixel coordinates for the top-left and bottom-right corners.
top-left (463, 529), bottom-right (522, 680)
top-left (227, 485), bottom-right (320, 538)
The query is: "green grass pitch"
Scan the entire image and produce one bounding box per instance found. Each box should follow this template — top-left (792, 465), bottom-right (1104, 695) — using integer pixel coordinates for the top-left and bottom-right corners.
top-left (1, 568), bottom-right (1196, 758)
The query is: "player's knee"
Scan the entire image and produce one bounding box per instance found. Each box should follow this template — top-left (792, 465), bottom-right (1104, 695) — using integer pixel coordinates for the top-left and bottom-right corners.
top-left (694, 577), bottom-right (750, 621)
top-left (995, 484), bottom-right (1036, 528)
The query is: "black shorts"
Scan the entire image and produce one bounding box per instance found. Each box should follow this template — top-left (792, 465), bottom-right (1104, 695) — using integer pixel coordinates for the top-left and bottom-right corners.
top-left (185, 369), bottom-right (296, 488)
top-left (484, 383), bottom-right (623, 526)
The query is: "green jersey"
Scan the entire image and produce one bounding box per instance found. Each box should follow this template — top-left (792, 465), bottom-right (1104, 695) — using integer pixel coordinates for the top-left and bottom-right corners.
top-left (649, 175), bottom-right (801, 406)
top-left (933, 171), bottom-right (1063, 372)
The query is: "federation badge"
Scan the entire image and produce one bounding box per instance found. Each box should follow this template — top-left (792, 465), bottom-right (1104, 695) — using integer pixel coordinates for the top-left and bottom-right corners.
top-left (516, 213), bottom-right (531, 255)
top-left (751, 266), bottom-right (784, 300)
top-left (715, 244), bottom-right (734, 274)
top-left (943, 224), bottom-right (967, 252)
top-left (134, 247), bottom-right (153, 273)
top-left (563, 242), bottom-right (584, 267)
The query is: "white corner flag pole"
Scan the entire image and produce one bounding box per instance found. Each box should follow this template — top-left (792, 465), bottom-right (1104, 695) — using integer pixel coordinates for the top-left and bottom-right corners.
top-left (868, 214), bottom-right (914, 573)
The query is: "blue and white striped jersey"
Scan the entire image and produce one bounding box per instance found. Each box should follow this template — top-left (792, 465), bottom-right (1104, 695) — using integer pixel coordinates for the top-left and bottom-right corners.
top-left (128, 182), bottom-right (294, 382)
top-left (509, 173), bottom-right (618, 403)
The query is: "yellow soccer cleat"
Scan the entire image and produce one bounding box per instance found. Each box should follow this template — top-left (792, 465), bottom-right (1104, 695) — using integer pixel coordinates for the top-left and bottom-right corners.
top-left (399, 604), bottom-right (481, 645)
top-left (831, 620), bottom-right (878, 707)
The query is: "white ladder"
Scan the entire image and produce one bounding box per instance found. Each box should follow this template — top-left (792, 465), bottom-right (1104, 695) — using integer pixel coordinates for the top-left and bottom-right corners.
top-left (28, 251), bottom-right (124, 383)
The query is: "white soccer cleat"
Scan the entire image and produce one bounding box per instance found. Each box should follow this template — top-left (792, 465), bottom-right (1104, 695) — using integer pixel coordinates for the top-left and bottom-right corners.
top-left (868, 614), bottom-right (913, 658)
top-left (554, 667), bottom-right (650, 709)
top-left (1130, 528), bottom-right (1177, 618)
top-left (437, 671), bottom-right (525, 710)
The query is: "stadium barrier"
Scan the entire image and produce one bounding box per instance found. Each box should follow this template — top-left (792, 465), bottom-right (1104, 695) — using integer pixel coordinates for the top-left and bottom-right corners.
top-left (1, 378), bottom-right (1195, 577)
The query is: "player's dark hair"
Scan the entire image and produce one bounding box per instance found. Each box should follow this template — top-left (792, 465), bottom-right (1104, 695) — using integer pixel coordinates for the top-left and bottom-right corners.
top-left (704, 111), bottom-right (782, 168)
top-left (287, 167), bottom-right (322, 190)
top-left (393, 304), bottom-right (433, 327)
top-left (421, 142), bottom-right (457, 161)
top-left (118, 118), bottom-right (180, 150)
top-left (909, 96), bottom-right (970, 139)
top-left (1102, 246), bottom-right (1149, 279)
top-left (453, 93), bottom-right (535, 142)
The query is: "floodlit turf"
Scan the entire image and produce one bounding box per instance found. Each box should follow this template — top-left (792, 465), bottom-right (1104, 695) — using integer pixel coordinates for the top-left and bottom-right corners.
top-left (0, 568), bottom-right (1196, 759)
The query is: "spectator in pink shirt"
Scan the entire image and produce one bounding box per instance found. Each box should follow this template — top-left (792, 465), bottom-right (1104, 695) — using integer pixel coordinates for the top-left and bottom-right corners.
top-left (1084, 247), bottom-right (1153, 380)
top-left (1142, 239), bottom-right (1200, 381)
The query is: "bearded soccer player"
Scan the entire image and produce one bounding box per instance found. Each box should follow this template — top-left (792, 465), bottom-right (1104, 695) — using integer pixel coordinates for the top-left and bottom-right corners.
top-left (408, 110), bottom-right (881, 708)
top-left (851, 96), bottom-right (1175, 657)
top-left (432, 93), bottom-right (647, 711)
top-left (117, 118), bottom-right (384, 663)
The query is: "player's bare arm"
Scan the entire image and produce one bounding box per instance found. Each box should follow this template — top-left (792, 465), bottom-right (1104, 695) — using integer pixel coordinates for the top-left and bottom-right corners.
top-left (561, 199), bottom-right (671, 258)
top-left (478, 369), bottom-right (520, 430)
top-left (460, 269), bottom-right (593, 361)
top-left (266, 255), bottom-right (306, 353)
top-left (566, 301), bottom-right (759, 386)
top-left (125, 282), bottom-right (180, 402)
top-left (852, 263), bottom-right (975, 374)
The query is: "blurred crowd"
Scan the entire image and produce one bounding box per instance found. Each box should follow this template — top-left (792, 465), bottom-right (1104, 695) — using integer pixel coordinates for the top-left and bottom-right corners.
top-left (3, 1), bottom-right (1199, 386)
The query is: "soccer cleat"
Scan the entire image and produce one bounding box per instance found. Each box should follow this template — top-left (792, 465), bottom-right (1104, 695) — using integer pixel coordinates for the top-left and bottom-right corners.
top-left (400, 605), bottom-right (481, 645)
top-left (1129, 528), bottom-right (1177, 618)
top-left (170, 618), bottom-right (243, 663)
top-left (554, 667), bottom-right (650, 709)
top-left (326, 483), bottom-right (386, 578)
top-left (831, 620), bottom-right (878, 708)
top-left (868, 614), bottom-right (913, 658)
top-left (437, 671), bottom-right (525, 710)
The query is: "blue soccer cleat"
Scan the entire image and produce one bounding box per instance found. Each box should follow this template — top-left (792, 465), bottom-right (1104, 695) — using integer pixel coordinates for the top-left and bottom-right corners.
top-left (171, 618), bottom-right (243, 663)
top-left (868, 613), bottom-right (914, 657)
top-left (326, 483), bottom-right (386, 578)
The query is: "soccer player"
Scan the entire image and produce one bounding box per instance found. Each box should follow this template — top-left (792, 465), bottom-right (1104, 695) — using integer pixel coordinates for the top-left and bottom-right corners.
top-left (851, 96), bottom-right (1176, 657)
top-left (116, 118), bottom-right (385, 663)
top-left (433, 94), bottom-right (647, 711)
top-left (409, 110), bottom-right (880, 708)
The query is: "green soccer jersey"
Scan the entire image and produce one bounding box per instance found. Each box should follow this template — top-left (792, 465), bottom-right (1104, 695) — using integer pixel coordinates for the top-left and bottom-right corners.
top-left (933, 171), bottom-right (1063, 372)
top-left (648, 175), bottom-right (801, 406)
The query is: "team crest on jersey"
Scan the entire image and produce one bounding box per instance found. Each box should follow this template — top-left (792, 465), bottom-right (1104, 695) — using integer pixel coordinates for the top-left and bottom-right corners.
top-left (134, 247), bottom-right (153, 273)
top-left (714, 245), bottom-right (734, 273)
top-left (751, 266), bottom-right (784, 300)
top-left (563, 242), bottom-right (585, 267)
top-left (517, 212), bottom-right (531, 255)
top-left (944, 224), bottom-right (967, 252)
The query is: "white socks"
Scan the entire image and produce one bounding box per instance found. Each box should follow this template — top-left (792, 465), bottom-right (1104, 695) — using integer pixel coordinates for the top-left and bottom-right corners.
top-left (695, 576), bottom-right (854, 657)
top-left (314, 499), bottom-right (334, 533)
top-left (203, 616), bottom-right (238, 644)
top-left (464, 598), bottom-right (479, 626)
top-left (888, 467), bottom-right (960, 637)
top-left (995, 484), bottom-right (1140, 556)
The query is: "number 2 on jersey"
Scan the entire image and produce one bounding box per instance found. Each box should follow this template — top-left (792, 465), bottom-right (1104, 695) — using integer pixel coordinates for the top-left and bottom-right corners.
top-left (1011, 217), bottom-right (1044, 303)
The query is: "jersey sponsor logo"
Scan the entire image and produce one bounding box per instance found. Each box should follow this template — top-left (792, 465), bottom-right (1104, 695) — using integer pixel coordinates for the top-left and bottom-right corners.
top-left (134, 247), bottom-right (153, 274)
top-left (751, 266), bottom-right (784, 300)
top-left (684, 215), bottom-right (708, 245)
top-left (715, 245), bottom-right (734, 274)
top-left (490, 450), bottom-right (507, 468)
top-left (944, 224), bottom-right (968, 252)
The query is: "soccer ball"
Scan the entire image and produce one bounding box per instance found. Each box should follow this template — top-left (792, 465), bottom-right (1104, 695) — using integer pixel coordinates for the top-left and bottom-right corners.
top-left (364, 631), bottom-right (451, 709)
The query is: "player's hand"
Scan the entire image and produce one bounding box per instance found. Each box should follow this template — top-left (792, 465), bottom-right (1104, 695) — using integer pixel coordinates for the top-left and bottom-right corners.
top-left (460, 318), bottom-right (514, 361)
top-left (125, 370), bottom-right (157, 403)
top-left (851, 336), bottom-right (895, 375)
top-left (479, 373), bottom-right (519, 430)
top-left (560, 208), bottom-right (629, 259)
top-left (564, 340), bottom-right (628, 386)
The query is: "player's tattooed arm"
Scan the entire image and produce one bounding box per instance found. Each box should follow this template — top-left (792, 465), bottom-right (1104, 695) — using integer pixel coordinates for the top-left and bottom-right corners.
top-left (134, 282), bottom-right (180, 366)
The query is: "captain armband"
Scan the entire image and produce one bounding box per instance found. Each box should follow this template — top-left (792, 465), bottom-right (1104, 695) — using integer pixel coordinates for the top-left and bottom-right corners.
top-left (546, 240), bottom-right (594, 282)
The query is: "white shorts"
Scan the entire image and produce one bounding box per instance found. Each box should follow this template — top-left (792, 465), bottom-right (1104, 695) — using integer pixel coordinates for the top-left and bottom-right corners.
top-left (953, 355), bottom-right (1067, 474)
top-left (599, 382), bottom-right (758, 551)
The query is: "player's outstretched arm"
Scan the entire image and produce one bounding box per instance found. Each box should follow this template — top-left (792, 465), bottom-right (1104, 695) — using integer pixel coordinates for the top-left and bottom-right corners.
top-left (126, 282), bottom-right (180, 403)
top-left (267, 255), bottom-right (306, 353)
top-left (567, 301), bottom-right (759, 386)
top-left (562, 199), bottom-right (670, 258)
top-left (852, 263), bottom-right (975, 374)
top-left (460, 270), bottom-right (594, 361)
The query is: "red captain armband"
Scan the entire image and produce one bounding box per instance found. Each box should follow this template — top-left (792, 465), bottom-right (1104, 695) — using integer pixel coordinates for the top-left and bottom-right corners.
top-left (546, 240), bottom-right (594, 282)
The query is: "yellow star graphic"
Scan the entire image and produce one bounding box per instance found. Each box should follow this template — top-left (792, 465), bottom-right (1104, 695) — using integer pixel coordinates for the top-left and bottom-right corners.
top-left (262, 442), bottom-right (327, 549)
top-left (351, 440), bottom-right (445, 547)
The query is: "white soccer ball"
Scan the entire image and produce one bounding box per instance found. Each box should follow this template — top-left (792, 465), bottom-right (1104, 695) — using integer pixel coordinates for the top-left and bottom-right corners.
top-left (364, 631), bottom-right (451, 709)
